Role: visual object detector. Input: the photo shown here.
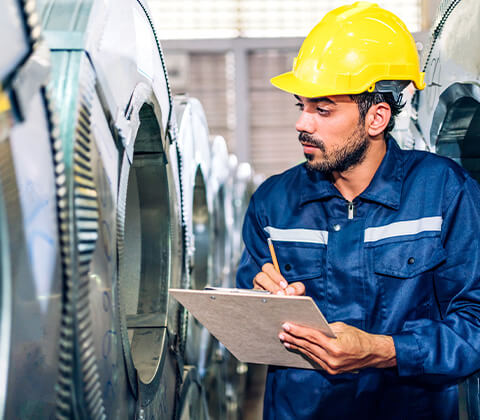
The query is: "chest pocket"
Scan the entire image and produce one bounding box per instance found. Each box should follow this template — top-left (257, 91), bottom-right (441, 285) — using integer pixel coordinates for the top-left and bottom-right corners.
top-left (373, 236), bottom-right (447, 279)
top-left (370, 236), bottom-right (447, 327)
top-left (273, 242), bottom-right (325, 282)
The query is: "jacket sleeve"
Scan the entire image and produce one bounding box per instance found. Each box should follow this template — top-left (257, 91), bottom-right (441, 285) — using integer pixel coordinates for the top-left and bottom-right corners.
top-left (392, 177), bottom-right (480, 382)
top-left (235, 193), bottom-right (271, 289)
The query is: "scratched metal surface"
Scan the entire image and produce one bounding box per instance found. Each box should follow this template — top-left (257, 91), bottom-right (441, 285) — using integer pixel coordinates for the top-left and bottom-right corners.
top-left (0, 0), bottom-right (62, 418)
top-left (4, 91), bottom-right (62, 420)
top-left (0, 80), bottom-right (63, 420)
top-left (39, 0), bottom-right (182, 417)
top-left (0, 0), bottom-right (256, 418)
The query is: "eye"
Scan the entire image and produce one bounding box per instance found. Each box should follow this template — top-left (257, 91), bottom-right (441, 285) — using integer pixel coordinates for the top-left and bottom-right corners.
top-left (316, 107), bottom-right (329, 115)
top-left (295, 102), bottom-right (304, 111)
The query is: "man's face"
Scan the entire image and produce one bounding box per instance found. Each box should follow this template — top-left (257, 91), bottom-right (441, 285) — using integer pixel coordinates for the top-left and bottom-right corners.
top-left (295, 95), bottom-right (369, 175)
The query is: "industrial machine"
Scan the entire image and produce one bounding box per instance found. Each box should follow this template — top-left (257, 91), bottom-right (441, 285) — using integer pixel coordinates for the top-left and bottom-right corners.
top-left (0, 0), bottom-right (254, 418)
top-left (403, 0), bottom-right (480, 418)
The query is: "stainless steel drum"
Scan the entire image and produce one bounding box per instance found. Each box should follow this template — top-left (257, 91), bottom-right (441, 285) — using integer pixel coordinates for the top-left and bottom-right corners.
top-left (209, 135), bottom-right (232, 288)
top-left (176, 366), bottom-right (209, 420)
top-left (38, 0), bottom-right (182, 417)
top-left (411, 0), bottom-right (480, 418)
top-left (232, 162), bottom-right (254, 267)
top-left (0, 1), bottom-right (64, 418)
top-left (174, 95), bottom-right (212, 371)
top-left (2, 1), bottom-right (259, 418)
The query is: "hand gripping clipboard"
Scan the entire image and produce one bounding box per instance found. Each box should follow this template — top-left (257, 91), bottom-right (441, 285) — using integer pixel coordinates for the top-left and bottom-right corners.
top-left (169, 288), bottom-right (335, 370)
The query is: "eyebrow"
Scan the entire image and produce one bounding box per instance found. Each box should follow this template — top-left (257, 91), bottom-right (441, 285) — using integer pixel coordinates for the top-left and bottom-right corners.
top-left (294, 94), bottom-right (336, 105)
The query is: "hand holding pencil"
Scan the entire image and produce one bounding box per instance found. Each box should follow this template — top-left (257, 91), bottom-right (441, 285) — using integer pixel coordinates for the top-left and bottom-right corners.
top-left (252, 238), bottom-right (306, 296)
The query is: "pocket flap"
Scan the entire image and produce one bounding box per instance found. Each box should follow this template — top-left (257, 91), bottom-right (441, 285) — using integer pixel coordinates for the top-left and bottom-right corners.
top-left (374, 237), bottom-right (446, 278)
top-left (274, 242), bottom-right (324, 281)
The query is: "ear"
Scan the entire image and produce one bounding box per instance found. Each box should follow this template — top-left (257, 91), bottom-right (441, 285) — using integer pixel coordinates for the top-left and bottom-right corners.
top-left (365, 103), bottom-right (391, 137)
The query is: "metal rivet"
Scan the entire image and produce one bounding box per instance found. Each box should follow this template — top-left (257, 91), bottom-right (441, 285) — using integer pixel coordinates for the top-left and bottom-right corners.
top-left (210, 295), bottom-right (216, 300)
top-left (284, 263), bottom-right (292, 271)
top-left (262, 298), bottom-right (267, 303)
top-left (333, 224), bottom-right (341, 232)
top-left (408, 257), bottom-right (415, 265)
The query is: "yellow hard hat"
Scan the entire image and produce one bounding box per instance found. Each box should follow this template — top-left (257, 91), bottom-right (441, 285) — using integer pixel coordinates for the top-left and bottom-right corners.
top-left (271, 1), bottom-right (425, 98)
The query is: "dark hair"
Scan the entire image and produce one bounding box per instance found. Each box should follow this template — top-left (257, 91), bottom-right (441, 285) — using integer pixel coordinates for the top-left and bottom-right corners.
top-left (350, 92), bottom-right (405, 137)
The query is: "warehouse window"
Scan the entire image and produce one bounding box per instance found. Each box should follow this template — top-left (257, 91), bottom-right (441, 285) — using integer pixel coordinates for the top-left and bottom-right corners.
top-left (147, 0), bottom-right (422, 39)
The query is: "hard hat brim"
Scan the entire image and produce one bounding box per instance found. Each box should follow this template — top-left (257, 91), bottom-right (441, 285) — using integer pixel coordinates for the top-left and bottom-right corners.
top-left (271, 70), bottom-right (425, 98)
top-left (270, 71), bottom-right (361, 98)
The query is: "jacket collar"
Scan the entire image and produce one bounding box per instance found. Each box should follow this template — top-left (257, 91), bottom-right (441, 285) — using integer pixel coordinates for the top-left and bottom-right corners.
top-left (299, 136), bottom-right (404, 209)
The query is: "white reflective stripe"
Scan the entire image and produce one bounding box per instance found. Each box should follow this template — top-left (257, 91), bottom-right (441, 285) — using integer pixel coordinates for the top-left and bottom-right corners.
top-left (364, 216), bottom-right (443, 243)
top-left (264, 226), bottom-right (328, 245)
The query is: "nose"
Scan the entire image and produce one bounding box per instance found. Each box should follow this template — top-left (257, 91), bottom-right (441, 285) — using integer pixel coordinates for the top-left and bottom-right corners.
top-left (295, 110), bottom-right (315, 134)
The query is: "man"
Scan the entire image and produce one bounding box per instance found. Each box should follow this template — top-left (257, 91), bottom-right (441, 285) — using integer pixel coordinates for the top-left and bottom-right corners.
top-left (236, 2), bottom-right (480, 419)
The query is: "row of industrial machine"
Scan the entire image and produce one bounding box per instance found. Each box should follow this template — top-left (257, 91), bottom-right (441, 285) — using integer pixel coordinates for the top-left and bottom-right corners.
top-left (0, 0), bottom-right (261, 418)
top-left (1, 0), bottom-right (480, 418)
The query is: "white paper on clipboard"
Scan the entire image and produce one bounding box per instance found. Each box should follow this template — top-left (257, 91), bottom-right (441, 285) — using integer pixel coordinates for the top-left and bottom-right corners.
top-left (169, 288), bottom-right (335, 370)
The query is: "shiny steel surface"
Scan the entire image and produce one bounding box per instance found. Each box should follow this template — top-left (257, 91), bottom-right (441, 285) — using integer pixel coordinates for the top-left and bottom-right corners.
top-left (413, 0), bottom-right (479, 152)
top-left (2, 0), bottom-right (256, 418)
top-left (0, 0), bottom-right (31, 81)
top-left (6, 90), bottom-right (62, 420)
top-left (177, 366), bottom-right (209, 420)
top-left (0, 97), bottom-right (11, 420)
top-left (232, 162), bottom-right (254, 269)
top-left (48, 48), bottom-right (108, 419)
top-left (118, 98), bottom-right (181, 410)
top-left (174, 95), bottom-right (213, 369)
top-left (39, 0), bottom-right (181, 417)
top-left (209, 136), bottom-right (233, 288)
top-left (0, 1), bottom-right (64, 416)
top-left (175, 96), bottom-right (212, 290)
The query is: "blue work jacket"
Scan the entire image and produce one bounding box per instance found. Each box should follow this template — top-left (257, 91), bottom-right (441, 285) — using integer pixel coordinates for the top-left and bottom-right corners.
top-left (236, 137), bottom-right (480, 420)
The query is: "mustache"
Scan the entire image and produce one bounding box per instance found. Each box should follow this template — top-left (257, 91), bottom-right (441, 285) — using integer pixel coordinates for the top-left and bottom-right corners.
top-left (298, 132), bottom-right (325, 152)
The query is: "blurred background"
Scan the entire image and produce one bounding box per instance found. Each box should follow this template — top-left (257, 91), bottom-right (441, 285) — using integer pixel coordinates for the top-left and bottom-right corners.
top-left (149, 0), bottom-right (440, 177)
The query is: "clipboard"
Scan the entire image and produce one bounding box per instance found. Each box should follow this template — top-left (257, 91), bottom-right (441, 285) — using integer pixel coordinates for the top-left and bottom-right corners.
top-left (169, 288), bottom-right (335, 370)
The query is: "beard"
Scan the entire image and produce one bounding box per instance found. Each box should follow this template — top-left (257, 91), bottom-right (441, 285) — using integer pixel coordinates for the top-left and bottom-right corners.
top-left (300, 124), bottom-right (369, 175)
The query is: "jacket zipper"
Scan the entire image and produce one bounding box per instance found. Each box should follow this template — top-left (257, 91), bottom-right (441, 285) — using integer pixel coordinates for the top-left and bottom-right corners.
top-left (347, 201), bottom-right (354, 220)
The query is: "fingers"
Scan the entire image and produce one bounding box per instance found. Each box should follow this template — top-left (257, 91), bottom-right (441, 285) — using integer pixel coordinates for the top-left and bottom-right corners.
top-left (262, 263), bottom-right (288, 288)
top-left (253, 271), bottom-right (285, 294)
top-left (253, 264), bottom-right (306, 296)
top-left (257, 264), bottom-right (306, 296)
top-left (278, 330), bottom-right (342, 375)
top-left (283, 342), bottom-right (340, 374)
top-left (281, 323), bottom-right (334, 349)
top-left (282, 341), bottom-right (333, 372)
top-left (285, 281), bottom-right (305, 296)
top-left (253, 263), bottom-right (287, 294)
